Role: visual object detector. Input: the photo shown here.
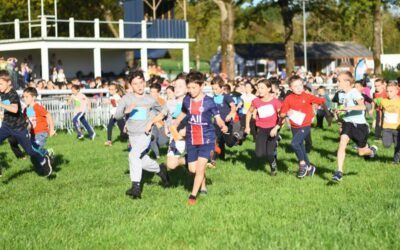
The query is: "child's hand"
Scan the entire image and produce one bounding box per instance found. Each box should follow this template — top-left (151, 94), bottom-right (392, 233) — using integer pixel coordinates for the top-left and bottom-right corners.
top-left (221, 125), bottom-right (228, 133)
top-left (225, 114), bottom-right (232, 122)
top-left (49, 129), bottom-right (56, 137)
top-left (270, 126), bottom-right (279, 137)
top-left (144, 122), bottom-right (153, 134)
top-left (244, 126), bottom-right (250, 135)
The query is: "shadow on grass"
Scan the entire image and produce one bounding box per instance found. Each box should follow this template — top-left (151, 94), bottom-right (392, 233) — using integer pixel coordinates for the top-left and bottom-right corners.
top-left (326, 171), bottom-right (358, 186)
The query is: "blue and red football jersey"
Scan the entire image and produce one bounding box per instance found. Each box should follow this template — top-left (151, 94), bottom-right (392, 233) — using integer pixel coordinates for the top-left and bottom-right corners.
top-left (182, 95), bottom-right (220, 145)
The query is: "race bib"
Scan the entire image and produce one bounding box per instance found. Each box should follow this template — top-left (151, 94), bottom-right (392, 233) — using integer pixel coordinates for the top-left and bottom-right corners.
top-left (258, 104), bottom-right (275, 118)
top-left (213, 95), bottom-right (224, 105)
top-left (244, 102), bottom-right (251, 111)
top-left (289, 110), bottom-right (306, 125)
top-left (2, 99), bottom-right (10, 105)
top-left (129, 107), bottom-right (147, 121)
top-left (26, 106), bottom-right (35, 117)
top-left (384, 112), bottom-right (398, 124)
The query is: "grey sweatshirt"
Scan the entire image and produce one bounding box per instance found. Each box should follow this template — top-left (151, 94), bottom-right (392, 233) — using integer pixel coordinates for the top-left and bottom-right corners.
top-left (115, 93), bottom-right (167, 135)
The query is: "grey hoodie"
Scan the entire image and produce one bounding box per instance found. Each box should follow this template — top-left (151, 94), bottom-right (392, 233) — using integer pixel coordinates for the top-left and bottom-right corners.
top-left (115, 93), bottom-right (167, 135)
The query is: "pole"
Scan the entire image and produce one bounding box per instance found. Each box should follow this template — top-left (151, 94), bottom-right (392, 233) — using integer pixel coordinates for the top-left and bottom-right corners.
top-left (28, 0), bottom-right (32, 38)
top-left (303, 0), bottom-right (307, 73)
top-left (41, 0), bottom-right (44, 18)
top-left (55, 0), bottom-right (58, 37)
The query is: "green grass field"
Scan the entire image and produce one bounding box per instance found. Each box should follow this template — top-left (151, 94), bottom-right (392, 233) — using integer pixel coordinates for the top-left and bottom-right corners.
top-left (0, 123), bottom-right (399, 249)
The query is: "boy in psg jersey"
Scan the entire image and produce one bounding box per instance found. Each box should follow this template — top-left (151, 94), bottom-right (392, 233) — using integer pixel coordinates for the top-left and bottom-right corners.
top-left (174, 71), bottom-right (228, 205)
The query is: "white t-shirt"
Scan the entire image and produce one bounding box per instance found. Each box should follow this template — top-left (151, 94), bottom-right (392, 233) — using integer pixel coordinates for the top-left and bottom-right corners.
top-left (343, 88), bottom-right (367, 124)
top-left (241, 93), bottom-right (256, 115)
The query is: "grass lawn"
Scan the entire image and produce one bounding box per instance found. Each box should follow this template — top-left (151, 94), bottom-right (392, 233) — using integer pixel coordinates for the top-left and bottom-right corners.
top-left (0, 123), bottom-right (399, 249)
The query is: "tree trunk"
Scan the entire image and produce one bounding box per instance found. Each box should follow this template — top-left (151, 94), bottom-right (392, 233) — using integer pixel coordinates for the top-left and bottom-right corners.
top-left (213, 0), bottom-right (235, 80)
top-left (372, 0), bottom-right (382, 76)
top-left (196, 33), bottom-right (201, 70)
top-left (279, 0), bottom-right (295, 74)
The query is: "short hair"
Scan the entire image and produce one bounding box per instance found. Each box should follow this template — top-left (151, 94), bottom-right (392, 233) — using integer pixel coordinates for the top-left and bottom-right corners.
top-left (166, 86), bottom-right (174, 92)
top-left (71, 85), bottom-right (80, 91)
top-left (174, 72), bottom-right (187, 81)
top-left (128, 70), bottom-right (145, 83)
top-left (375, 78), bottom-right (384, 85)
top-left (288, 75), bottom-right (303, 86)
top-left (387, 81), bottom-right (398, 88)
top-left (257, 78), bottom-right (272, 89)
top-left (186, 71), bottom-right (205, 86)
top-left (0, 70), bottom-right (11, 81)
top-left (23, 87), bottom-right (38, 97)
top-left (211, 76), bottom-right (225, 88)
top-left (223, 84), bottom-right (231, 92)
top-left (150, 83), bottom-right (162, 93)
top-left (317, 86), bottom-right (326, 90)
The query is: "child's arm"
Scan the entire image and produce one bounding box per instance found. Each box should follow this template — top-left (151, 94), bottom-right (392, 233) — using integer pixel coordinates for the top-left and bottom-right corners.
top-left (46, 112), bottom-right (56, 136)
top-left (245, 106), bottom-right (255, 135)
top-left (0, 102), bottom-right (18, 113)
top-left (225, 102), bottom-right (237, 122)
top-left (215, 115), bottom-right (228, 133)
top-left (114, 96), bottom-right (128, 120)
top-left (339, 99), bottom-right (365, 111)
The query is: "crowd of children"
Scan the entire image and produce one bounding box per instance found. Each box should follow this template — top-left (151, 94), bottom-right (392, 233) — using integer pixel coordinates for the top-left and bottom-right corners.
top-left (2, 68), bottom-right (400, 206)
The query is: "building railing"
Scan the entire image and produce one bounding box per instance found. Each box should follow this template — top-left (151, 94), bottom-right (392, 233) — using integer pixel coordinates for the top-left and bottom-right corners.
top-left (0, 17), bottom-right (190, 42)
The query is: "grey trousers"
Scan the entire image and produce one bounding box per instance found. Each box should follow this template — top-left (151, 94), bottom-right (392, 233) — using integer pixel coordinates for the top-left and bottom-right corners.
top-left (382, 128), bottom-right (400, 162)
top-left (129, 134), bottom-right (160, 182)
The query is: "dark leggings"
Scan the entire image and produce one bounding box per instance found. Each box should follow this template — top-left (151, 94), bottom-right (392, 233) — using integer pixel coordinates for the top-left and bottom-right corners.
top-left (255, 127), bottom-right (278, 166)
top-left (107, 117), bottom-right (126, 141)
top-left (291, 126), bottom-right (311, 166)
top-left (8, 136), bottom-right (25, 158)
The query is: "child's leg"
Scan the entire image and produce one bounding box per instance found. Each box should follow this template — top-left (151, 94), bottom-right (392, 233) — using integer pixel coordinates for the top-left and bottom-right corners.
top-left (382, 129), bottom-right (393, 148)
top-left (291, 127), bottom-right (311, 166)
top-left (255, 128), bottom-right (268, 158)
top-left (150, 126), bottom-right (160, 158)
top-left (79, 114), bottom-right (94, 136)
top-left (128, 134), bottom-right (151, 183)
top-left (337, 134), bottom-right (350, 173)
top-left (375, 111), bottom-right (383, 139)
top-left (117, 118), bottom-right (128, 140)
top-left (305, 132), bottom-right (312, 154)
top-left (394, 130), bottom-right (400, 163)
top-left (266, 134), bottom-right (278, 169)
top-left (31, 132), bottom-right (49, 157)
top-left (189, 157), bottom-right (208, 197)
top-left (107, 117), bottom-right (116, 141)
top-left (72, 112), bottom-right (83, 137)
top-left (8, 136), bottom-right (25, 159)
top-left (316, 110), bottom-right (324, 128)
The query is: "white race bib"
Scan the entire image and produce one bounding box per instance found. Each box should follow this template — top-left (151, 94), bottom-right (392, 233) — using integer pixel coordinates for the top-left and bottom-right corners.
top-left (289, 110), bottom-right (306, 125)
top-left (384, 112), bottom-right (398, 124)
top-left (258, 104), bottom-right (275, 118)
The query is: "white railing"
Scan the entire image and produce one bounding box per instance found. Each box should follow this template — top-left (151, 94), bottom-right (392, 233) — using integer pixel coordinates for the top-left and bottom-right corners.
top-left (0, 17), bottom-right (189, 41)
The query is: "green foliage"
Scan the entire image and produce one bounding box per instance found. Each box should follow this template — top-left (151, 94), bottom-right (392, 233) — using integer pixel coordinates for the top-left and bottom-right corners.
top-left (0, 125), bottom-right (399, 248)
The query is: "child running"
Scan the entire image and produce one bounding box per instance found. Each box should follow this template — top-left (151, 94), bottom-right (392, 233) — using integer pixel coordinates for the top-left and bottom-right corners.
top-left (115, 70), bottom-right (169, 199)
top-left (22, 87), bottom-right (56, 157)
top-left (280, 75), bottom-right (326, 178)
top-left (105, 83), bottom-right (126, 146)
top-left (332, 71), bottom-right (378, 182)
top-left (0, 70), bottom-right (52, 177)
top-left (174, 71), bottom-right (228, 205)
top-left (374, 81), bottom-right (400, 164)
top-left (69, 85), bottom-right (95, 140)
top-left (245, 79), bottom-right (282, 176)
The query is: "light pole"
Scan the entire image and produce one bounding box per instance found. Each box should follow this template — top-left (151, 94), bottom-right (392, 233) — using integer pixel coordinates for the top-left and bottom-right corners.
top-left (303, 0), bottom-right (307, 73)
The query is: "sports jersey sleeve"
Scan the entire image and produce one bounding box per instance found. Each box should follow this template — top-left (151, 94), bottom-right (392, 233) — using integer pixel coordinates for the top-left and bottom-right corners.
top-left (352, 91), bottom-right (364, 102)
top-left (251, 98), bottom-right (258, 109)
top-left (9, 91), bottom-right (20, 105)
top-left (181, 96), bottom-right (190, 114)
top-left (308, 93), bottom-right (326, 105)
top-left (280, 96), bottom-right (291, 115)
top-left (224, 94), bottom-right (235, 106)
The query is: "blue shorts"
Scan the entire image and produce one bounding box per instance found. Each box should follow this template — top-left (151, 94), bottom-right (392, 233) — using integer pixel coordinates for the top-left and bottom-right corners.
top-left (186, 143), bottom-right (214, 163)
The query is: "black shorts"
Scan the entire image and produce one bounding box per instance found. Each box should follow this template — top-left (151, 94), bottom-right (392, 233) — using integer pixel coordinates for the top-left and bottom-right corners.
top-left (341, 122), bottom-right (369, 148)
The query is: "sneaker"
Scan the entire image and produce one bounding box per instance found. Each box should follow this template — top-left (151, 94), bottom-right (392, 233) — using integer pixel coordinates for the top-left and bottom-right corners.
top-left (270, 168), bottom-right (277, 176)
top-left (297, 164), bottom-right (308, 178)
top-left (41, 155), bottom-right (53, 177)
top-left (188, 194), bottom-right (197, 205)
top-left (104, 141), bottom-right (112, 146)
top-left (307, 165), bottom-right (316, 177)
top-left (206, 161), bottom-right (216, 169)
top-left (199, 189), bottom-right (208, 195)
top-left (370, 145), bottom-right (378, 158)
top-left (77, 135), bottom-right (84, 140)
top-left (332, 171), bottom-right (343, 182)
top-left (157, 163), bottom-right (170, 187)
top-left (126, 183), bottom-right (141, 199)
top-left (90, 133), bottom-right (96, 140)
